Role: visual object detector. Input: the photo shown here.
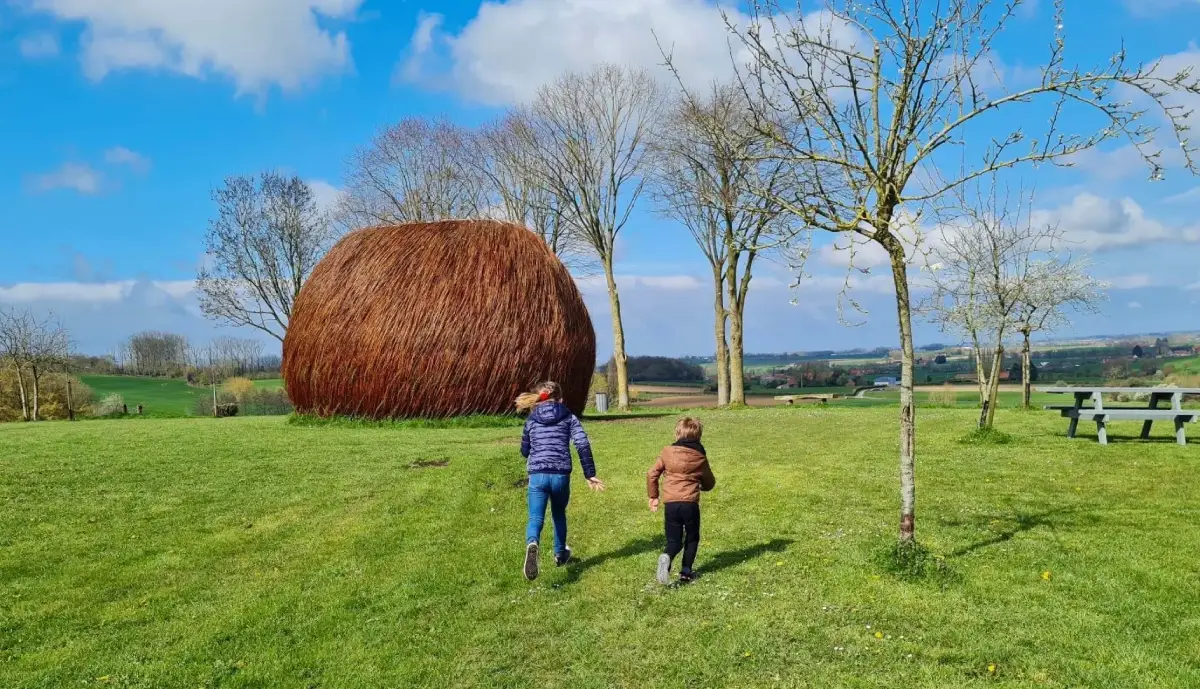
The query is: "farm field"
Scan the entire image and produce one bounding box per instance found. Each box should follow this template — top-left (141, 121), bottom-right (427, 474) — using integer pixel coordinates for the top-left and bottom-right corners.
top-left (80, 376), bottom-right (285, 418)
top-left (3, 408), bottom-right (1200, 687)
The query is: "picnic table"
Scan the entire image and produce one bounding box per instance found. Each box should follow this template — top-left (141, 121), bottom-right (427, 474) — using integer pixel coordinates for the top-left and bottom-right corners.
top-left (1039, 386), bottom-right (1200, 446)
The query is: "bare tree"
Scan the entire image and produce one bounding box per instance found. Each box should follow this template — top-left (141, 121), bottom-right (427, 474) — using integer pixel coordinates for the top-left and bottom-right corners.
top-left (515, 64), bottom-right (668, 411)
top-left (0, 308), bottom-right (69, 421)
top-left (342, 118), bottom-right (483, 228)
top-left (926, 184), bottom-right (1058, 428)
top-left (650, 83), bottom-right (798, 406)
top-left (197, 173), bottom-right (335, 342)
top-left (467, 114), bottom-right (596, 270)
top-left (0, 308), bottom-right (35, 421)
top-left (1016, 259), bottom-right (1106, 408)
top-left (721, 0), bottom-right (1200, 544)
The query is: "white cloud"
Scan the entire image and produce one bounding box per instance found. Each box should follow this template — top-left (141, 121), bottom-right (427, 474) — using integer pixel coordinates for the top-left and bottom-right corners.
top-left (1107, 274), bottom-right (1155, 290)
top-left (818, 238), bottom-right (891, 271)
top-left (1124, 0), bottom-right (1200, 17)
top-left (1187, 281), bottom-right (1200, 291)
top-left (397, 12), bottom-right (443, 84)
top-left (404, 0), bottom-right (861, 105)
top-left (1128, 301), bottom-right (1144, 310)
top-left (29, 162), bottom-right (103, 195)
top-left (18, 32), bottom-right (61, 59)
top-left (307, 179), bottom-right (346, 215)
top-left (28, 0), bottom-right (363, 94)
top-left (1166, 187), bottom-right (1200, 204)
top-left (0, 280), bottom-right (194, 304)
top-left (104, 146), bottom-right (151, 173)
top-left (1031, 193), bottom-right (1200, 250)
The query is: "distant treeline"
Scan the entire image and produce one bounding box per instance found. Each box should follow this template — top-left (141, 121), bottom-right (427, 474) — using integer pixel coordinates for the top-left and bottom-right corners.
top-left (602, 356), bottom-right (705, 383)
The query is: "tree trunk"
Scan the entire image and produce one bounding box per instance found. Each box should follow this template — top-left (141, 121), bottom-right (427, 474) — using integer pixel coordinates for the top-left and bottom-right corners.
top-left (1021, 330), bottom-right (1033, 410)
top-left (711, 266), bottom-right (730, 407)
top-left (728, 310), bottom-right (746, 406)
top-left (982, 346), bottom-right (1004, 428)
top-left (603, 258), bottom-right (631, 411)
top-left (13, 362), bottom-right (29, 422)
top-left (888, 246), bottom-right (917, 545)
top-left (30, 365), bottom-right (41, 422)
top-left (971, 330), bottom-right (988, 405)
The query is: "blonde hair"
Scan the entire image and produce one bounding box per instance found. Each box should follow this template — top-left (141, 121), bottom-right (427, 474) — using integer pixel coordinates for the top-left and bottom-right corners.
top-left (515, 381), bottom-right (563, 413)
top-left (675, 416), bottom-right (703, 442)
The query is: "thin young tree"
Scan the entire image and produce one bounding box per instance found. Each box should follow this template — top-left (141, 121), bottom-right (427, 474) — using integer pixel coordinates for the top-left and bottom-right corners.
top-left (1016, 259), bottom-right (1106, 408)
top-left (342, 117), bottom-right (482, 228)
top-left (721, 0), bottom-right (1200, 544)
top-left (197, 173), bottom-right (336, 342)
top-left (515, 64), bottom-right (668, 411)
top-left (0, 308), bottom-right (35, 421)
top-left (26, 313), bottom-right (71, 421)
top-left (650, 84), bottom-right (797, 406)
top-left (926, 185), bottom-right (1058, 428)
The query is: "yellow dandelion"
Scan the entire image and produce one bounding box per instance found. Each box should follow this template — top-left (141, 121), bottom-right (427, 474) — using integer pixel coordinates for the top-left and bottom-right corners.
top-left (1041, 570), bottom-right (1052, 580)
top-left (874, 631), bottom-right (884, 639)
top-left (988, 663), bottom-right (997, 674)
top-left (743, 651), bottom-right (753, 658)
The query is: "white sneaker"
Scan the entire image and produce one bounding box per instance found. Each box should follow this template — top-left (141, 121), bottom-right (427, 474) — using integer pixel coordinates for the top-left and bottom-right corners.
top-left (656, 553), bottom-right (672, 585)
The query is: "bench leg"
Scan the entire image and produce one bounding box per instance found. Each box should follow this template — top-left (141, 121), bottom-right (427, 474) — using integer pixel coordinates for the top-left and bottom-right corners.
top-left (1141, 419), bottom-right (1155, 439)
top-left (1177, 419), bottom-right (1187, 446)
top-left (1067, 418), bottom-right (1079, 438)
top-left (1096, 420), bottom-right (1108, 446)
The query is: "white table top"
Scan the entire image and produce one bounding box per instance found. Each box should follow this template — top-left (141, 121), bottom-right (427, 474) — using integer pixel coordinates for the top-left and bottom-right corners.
top-left (1038, 386), bottom-right (1200, 395)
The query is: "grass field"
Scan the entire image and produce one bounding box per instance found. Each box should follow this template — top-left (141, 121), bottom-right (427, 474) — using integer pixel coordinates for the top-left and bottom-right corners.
top-left (4, 408), bottom-right (1200, 687)
top-left (80, 376), bottom-right (285, 417)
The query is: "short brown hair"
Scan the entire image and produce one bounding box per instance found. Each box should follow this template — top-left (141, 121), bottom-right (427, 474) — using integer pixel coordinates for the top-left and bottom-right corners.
top-left (675, 416), bottom-right (703, 442)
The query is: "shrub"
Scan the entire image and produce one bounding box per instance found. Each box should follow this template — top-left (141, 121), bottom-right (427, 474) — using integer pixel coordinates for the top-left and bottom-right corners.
top-left (95, 393), bottom-right (126, 418)
top-left (0, 370), bottom-right (93, 421)
top-left (216, 403), bottom-right (239, 418)
top-left (194, 391), bottom-right (237, 417)
top-left (222, 376), bottom-right (255, 401)
top-left (240, 388), bottom-right (293, 416)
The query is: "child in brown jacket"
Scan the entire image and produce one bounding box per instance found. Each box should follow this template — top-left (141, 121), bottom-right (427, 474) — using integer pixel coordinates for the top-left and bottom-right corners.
top-left (647, 417), bottom-right (716, 584)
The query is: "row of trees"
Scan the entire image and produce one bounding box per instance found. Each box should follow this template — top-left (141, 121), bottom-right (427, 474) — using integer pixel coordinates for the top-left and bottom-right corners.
top-left (192, 0), bottom-right (1200, 548)
top-left (114, 332), bottom-right (278, 380)
top-left (0, 308), bottom-right (71, 421)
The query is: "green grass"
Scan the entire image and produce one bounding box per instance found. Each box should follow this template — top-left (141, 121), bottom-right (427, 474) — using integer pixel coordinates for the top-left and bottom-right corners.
top-left (3, 409), bottom-right (1200, 687)
top-left (80, 375), bottom-right (207, 417)
top-left (78, 377), bottom-right (286, 418)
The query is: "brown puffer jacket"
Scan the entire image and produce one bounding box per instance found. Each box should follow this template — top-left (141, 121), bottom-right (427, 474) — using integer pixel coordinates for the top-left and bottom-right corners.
top-left (647, 441), bottom-right (716, 504)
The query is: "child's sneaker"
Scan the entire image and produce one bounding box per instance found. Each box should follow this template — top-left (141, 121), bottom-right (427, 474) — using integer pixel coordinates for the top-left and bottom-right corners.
top-left (555, 546), bottom-right (572, 567)
top-left (679, 569), bottom-right (696, 584)
top-left (523, 542), bottom-right (539, 581)
top-left (656, 553), bottom-right (672, 585)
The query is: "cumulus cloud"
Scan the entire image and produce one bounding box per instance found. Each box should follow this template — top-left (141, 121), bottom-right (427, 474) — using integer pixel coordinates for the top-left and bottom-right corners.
top-left (18, 32), bottom-right (61, 59)
top-left (1128, 301), bottom-right (1144, 309)
top-left (1107, 274), bottom-right (1155, 290)
top-left (1031, 193), bottom-right (1200, 250)
top-left (28, 162), bottom-right (103, 195)
top-left (403, 0), bottom-right (860, 104)
top-left (0, 280), bottom-right (194, 304)
top-left (104, 146), bottom-right (152, 173)
top-left (307, 179), bottom-right (346, 215)
top-left (27, 0), bottom-right (363, 94)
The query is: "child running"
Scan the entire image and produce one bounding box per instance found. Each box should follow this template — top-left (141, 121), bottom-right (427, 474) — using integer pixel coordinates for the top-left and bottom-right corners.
top-left (647, 417), bottom-right (716, 584)
top-left (516, 381), bottom-right (605, 581)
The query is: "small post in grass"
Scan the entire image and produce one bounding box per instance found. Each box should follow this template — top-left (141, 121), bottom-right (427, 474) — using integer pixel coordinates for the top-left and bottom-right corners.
top-left (67, 379), bottom-right (75, 421)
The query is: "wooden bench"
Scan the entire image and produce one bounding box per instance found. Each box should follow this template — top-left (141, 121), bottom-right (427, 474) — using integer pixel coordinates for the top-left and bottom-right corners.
top-left (775, 394), bottom-right (833, 405)
top-left (1039, 387), bottom-right (1200, 446)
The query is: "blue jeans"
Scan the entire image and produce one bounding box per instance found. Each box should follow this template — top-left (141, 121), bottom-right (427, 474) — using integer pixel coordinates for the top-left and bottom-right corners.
top-left (526, 473), bottom-right (570, 556)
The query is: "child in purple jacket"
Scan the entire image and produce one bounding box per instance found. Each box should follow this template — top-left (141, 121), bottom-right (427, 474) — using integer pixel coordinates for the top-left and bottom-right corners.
top-left (515, 381), bottom-right (606, 580)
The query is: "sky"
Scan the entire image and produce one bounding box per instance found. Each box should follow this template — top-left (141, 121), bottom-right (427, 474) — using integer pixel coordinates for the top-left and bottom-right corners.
top-left (1, 0), bottom-right (1200, 358)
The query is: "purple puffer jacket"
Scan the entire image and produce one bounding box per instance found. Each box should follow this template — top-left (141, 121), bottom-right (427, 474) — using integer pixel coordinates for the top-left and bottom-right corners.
top-left (520, 402), bottom-right (596, 478)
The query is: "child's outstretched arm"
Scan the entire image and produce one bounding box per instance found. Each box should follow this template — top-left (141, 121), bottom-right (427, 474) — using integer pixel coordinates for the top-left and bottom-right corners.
top-left (699, 458), bottom-right (716, 492)
top-left (646, 455), bottom-right (665, 511)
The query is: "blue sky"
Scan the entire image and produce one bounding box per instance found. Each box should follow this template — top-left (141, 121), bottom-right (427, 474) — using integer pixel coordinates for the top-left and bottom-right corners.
top-left (1, 0), bottom-right (1199, 357)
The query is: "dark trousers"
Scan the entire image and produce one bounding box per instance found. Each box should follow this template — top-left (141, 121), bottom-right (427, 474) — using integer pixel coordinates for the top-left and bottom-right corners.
top-left (664, 502), bottom-right (701, 572)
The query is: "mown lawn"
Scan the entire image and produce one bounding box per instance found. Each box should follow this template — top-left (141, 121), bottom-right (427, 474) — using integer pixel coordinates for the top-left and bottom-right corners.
top-left (2, 408), bottom-right (1199, 688)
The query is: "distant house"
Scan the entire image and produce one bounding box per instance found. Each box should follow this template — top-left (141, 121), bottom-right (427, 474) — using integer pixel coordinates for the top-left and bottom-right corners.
top-left (1171, 345), bottom-right (1196, 357)
top-left (874, 377), bottom-right (899, 387)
